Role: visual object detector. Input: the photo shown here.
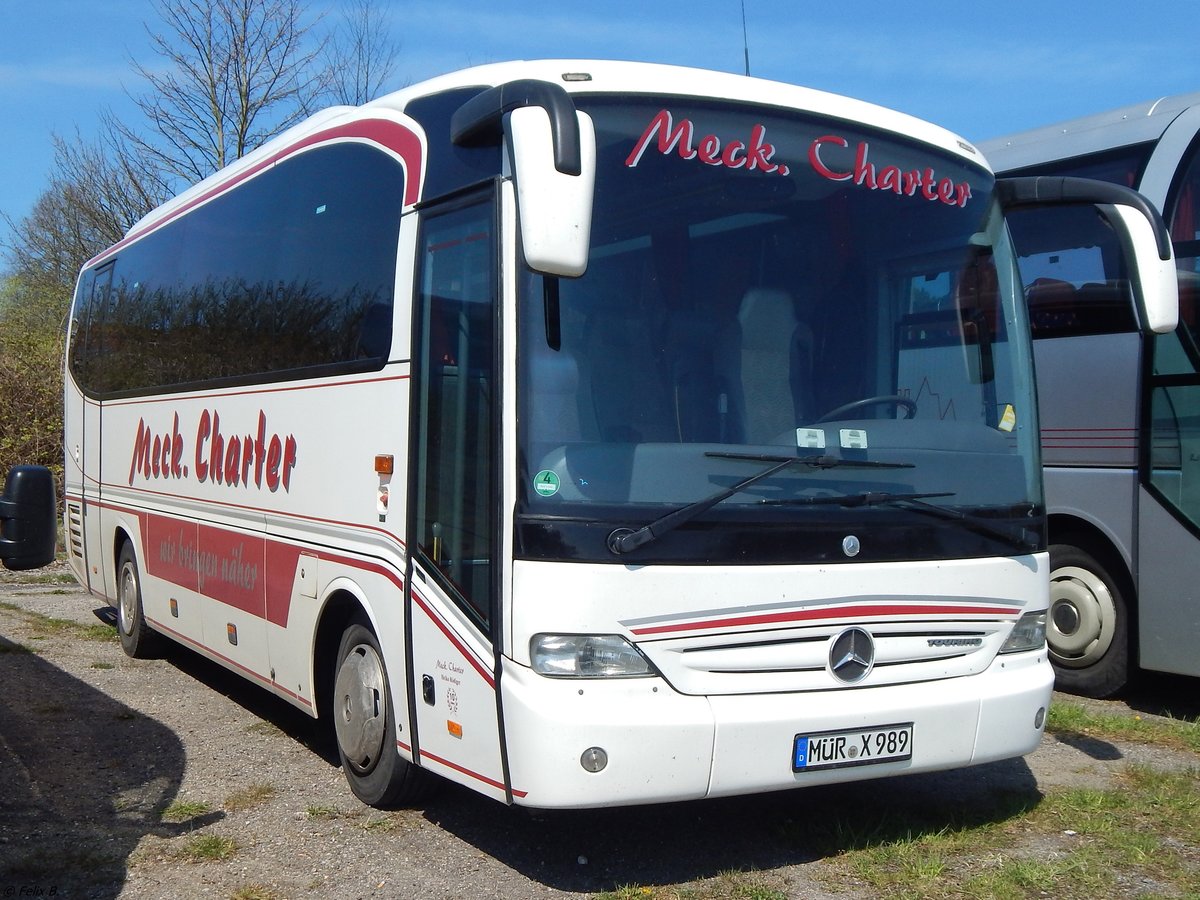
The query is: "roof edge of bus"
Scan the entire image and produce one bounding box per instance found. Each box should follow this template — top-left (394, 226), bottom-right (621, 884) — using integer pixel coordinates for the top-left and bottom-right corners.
top-left (979, 90), bottom-right (1200, 171)
top-left (120, 59), bottom-right (985, 246)
top-left (378, 59), bottom-right (982, 167)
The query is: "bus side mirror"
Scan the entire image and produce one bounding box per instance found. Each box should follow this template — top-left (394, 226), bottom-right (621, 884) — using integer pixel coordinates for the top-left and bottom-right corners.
top-left (1098, 202), bottom-right (1179, 334)
top-left (508, 107), bottom-right (595, 277)
top-left (997, 176), bottom-right (1179, 336)
top-left (0, 465), bottom-right (57, 571)
top-left (451, 79), bottom-right (596, 278)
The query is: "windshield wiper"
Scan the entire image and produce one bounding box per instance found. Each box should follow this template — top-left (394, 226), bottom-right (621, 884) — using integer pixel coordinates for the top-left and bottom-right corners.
top-left (765, 491), bottom-right (1041, 550)
top-left (606, 452), bottom-right (914, 555)
top-left (706, 451), bottom-right (915, 470)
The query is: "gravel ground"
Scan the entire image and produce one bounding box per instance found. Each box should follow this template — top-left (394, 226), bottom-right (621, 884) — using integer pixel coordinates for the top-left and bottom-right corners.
top-left (1, 565), bottom-right (1198, 899)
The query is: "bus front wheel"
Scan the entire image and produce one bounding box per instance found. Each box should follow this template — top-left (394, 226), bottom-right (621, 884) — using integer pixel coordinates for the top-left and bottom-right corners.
top-left (332, 620), bottom-right (427, 807)
top-left (1047, 543), bottom-right (1129, 698)
top-left (116, 543), bottom-right (160, 659)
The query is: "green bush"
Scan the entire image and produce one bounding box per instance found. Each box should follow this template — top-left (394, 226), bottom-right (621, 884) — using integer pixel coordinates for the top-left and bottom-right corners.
top-left (0, 274), bottom-right (67, 489)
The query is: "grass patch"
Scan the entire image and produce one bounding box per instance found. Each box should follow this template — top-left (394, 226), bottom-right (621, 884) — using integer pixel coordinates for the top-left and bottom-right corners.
top-left (224, 783), bottom-right (276, 812)
top-left (161, 799), bottom-right (212, 823)
top-left (359, 813), bottom-right (406, 833)
top-left (1047, 699), bottom-right (1200, 753)
top-left (815, 761), bottom-right (1200, 899)
top-left (231, 886), bottom-right (282, 900)
top-left (0, 603), bottom-right (118, 643)
top-left (305, 804), bottom-right (342, 820)
top-left (596, 874), bottom-right (788, 900)
top-left (179, 833), bottom-right (237, 862)
top-left (9, 572), bottom-right (79, 585)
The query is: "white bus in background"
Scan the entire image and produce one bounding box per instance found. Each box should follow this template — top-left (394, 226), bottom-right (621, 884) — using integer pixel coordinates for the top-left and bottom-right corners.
top-left (60, 60), bottom-right (1174, 808)
top-left (983, 93), bottom-right (1200, 697)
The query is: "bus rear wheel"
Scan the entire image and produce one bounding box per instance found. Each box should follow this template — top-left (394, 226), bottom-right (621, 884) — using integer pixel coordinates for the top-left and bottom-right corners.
top-left (1047, 543), bottom-right (1129, 698)
top-left (116, 543), bottom-right (160, 659)
top-left (332, 620), bottom-right (427, 807)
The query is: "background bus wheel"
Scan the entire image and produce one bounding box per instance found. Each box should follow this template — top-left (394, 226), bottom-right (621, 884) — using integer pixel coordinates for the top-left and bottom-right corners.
top-left (332, 620), bottom-right (428, 807)
top-left (1047, 543), bottom-right (1129, 698)
top-left (116, 543), bottom-right (160, 659)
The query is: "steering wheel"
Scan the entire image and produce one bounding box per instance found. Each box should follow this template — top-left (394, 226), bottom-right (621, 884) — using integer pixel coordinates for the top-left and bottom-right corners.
top-left (814, 395), bottom-right (917, 423)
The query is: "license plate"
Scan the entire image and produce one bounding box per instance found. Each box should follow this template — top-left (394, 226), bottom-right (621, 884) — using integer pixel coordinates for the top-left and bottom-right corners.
top-left (792, 723), bottom-right (913, 772)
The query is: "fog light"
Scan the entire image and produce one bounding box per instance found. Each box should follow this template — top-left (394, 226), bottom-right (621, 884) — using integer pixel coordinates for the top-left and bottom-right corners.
top-left (1034, 707), bottom-right (1046, 729)
top-left (580, 746), bottom-right (608, 773)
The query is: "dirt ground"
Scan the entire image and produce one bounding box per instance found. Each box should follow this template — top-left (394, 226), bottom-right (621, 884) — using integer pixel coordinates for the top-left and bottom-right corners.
top-left (1, 565), bottom-right (1197, 899)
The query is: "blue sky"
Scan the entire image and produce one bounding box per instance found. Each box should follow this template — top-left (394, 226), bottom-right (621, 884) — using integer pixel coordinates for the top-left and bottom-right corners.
top-left (2, 0), bottom-right (1199, 256)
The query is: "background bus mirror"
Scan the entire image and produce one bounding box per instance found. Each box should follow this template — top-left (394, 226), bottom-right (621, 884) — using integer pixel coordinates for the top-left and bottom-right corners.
top-left (997, 176), bottom-right (1179, 336)
top-left (1098, 202), bottom-right (1179, 334)
top-left (0, 465), bottom-right (57, 571)
top-left (508, 107), bottom-right (595, 277)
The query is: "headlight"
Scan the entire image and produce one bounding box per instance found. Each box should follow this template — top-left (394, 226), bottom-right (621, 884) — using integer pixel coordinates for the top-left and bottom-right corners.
top-left (530, 634), bottom-right (655, 677)
top-left (1000, 611), bottom-right (1046, 653)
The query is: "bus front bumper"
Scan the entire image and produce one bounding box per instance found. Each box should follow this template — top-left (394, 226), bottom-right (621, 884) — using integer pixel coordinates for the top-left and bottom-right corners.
top-left (500, 649), bottom-right (1053, 808)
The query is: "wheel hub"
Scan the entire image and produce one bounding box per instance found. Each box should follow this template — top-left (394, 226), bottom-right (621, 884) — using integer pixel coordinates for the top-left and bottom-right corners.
top-left (1048, 564), bottom-right (1116, 667)
top-left (333, 642), bottom-right (387, 775)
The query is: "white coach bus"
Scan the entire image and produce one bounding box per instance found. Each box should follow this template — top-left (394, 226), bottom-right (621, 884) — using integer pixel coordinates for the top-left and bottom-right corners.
top-left (983, 93), bottom-right (1200, 697)
top-left (61, 61), bottom-right (1175, 808)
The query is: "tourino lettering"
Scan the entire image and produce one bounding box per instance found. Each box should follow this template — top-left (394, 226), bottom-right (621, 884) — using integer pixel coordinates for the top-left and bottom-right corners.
top-left (128, 408), bottom-right (297, 492)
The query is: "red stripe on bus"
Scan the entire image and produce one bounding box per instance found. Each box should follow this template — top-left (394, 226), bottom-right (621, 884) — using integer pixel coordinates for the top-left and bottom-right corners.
top-left (147, 615), bottom-right (313, 707)
top-left (101, 373), bottom-right (410, 408)
top-left (417, 748), bottom-right (525, 798)
top-left (629, 602), bottom-right (1022, 636)
top-left (411, 591), bottom-right (496, 687)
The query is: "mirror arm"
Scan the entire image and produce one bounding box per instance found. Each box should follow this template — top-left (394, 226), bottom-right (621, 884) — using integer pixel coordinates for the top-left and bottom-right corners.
top-left (451, 79), bottom-right (582, 176)
top-left (996, 176), bottom-right (1172, 260)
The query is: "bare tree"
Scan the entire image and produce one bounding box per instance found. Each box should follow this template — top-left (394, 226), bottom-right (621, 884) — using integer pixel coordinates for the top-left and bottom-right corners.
top-left (324, 0), bottom-right (401, 106)
top-left (3, 132), bottom-right (166, 299)
top-left (117, 0), bottom-right (327, 185)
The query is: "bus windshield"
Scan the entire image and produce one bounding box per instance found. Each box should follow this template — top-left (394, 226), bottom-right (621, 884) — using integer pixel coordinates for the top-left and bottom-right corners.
top-left (517, 97), bottom-right (1042, 565)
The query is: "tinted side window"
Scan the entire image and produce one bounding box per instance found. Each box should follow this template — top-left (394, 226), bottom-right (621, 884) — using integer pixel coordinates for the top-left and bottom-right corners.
top-left (75, 142), bottom-right (405, 396)
top-left (1164, 136), bottom-right (1200, 372)
top-left (1003, 144), bottom-right (1152, 189)
top-left (1006, 205), bottom-right (1137, 339)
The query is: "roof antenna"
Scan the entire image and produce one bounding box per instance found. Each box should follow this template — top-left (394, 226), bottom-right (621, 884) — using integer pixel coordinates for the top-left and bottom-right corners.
top-left (740, 0), bottom-right (751, 75)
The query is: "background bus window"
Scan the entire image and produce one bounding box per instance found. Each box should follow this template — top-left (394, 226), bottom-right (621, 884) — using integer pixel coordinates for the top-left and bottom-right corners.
top-left (1006, 206), bottom-right (1137, 339)
top-left (1149, 138), bottom-right (1200, 526)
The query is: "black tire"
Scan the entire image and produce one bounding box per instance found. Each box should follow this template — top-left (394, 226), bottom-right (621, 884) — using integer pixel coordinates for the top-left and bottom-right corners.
top-left (116, 543), bottom-right (160, 659)
top-left (332, 620), bottom-right (428, 807)
top-left (1047, 542), bottom-right (1130, 698)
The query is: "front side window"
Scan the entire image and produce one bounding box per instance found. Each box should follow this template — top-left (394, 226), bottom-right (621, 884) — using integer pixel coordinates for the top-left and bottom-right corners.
top-left (516, 99), bottom-right (1042, 565)
top-left (413, 197), bottom-right (496, 629)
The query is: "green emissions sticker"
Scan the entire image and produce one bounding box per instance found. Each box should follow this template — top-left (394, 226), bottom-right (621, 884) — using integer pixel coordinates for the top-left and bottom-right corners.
top-left (533, 470), bottom-right (561, 497)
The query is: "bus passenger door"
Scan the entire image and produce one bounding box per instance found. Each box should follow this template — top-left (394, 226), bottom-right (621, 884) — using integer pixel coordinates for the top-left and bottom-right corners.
top-left (407, 192), bottom-right (508, 802)
top-left (65, 265), bottom-right (113, 595)
top-left (1139, 146), bottom-right (1200, 679)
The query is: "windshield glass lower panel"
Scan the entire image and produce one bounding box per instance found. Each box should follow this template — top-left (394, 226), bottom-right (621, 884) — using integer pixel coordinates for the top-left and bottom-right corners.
top-left (516, 97), bottom-right (1043, 565)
